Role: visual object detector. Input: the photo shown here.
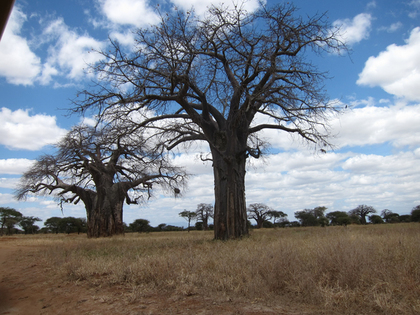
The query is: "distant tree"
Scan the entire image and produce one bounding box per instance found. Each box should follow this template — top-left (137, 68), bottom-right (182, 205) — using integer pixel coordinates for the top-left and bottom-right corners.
top-left (288, 221), bottom-right (301, 227)
top-left (157, 223), bottom-right (167, 231)
top-left (247, 203), bottom-right (273, 229)
top-left (179, 210), bottom-right (197, 232)
top-left (381, 209), bottom-right (400, 223)
top-left (267, 210), bottom-right (288, 225)
top-left (348, 205), bottom-right (376, 225)
top-left (195, 221), bottom-right (204, 231)
top-left (369, 215), bottom-right (384, 224)
top-left (58, 217), bottom-right (86, 234)
top-left (399, 215), bottom-right (411, 223)
top-left (195, 203), bottom-right (214, 231)
top-left (410, 206), bottom-right (420, 222)
top-left (129, 219), bottom-right (152, 233)
top-left (165, 225), bottom-right (184, 232)
top-left (44, 217), bottom-right (63, 234)
top-left (0, 207), bottom-right (22, 236)
top-left (19, 216), bottom-right (41, 234)
top-left (16, 123), bottom-right (186, 238)
top-left (262, 220), bottom-right (274, 228)
top-left (295, 206), bottom-right (328, 226)
top-left (326, 211), bottom-right (351, 226)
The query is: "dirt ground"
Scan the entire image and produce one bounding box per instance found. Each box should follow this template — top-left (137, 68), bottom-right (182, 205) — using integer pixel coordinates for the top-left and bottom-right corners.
top-left (0, 237), bottom-right (321, 315)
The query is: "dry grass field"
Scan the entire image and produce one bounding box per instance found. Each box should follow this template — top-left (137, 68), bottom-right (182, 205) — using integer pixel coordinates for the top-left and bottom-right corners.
top-left (1, 224), bottom-right (420, 314)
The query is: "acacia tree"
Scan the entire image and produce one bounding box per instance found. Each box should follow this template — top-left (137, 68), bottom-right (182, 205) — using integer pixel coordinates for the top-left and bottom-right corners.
top-left (16, 124), bottom-right (186, 238)
top-left (295, 206), bottom-right (328, 226)
top-left (74, 3), bottom-right (344, 239)
top-left (179, 210), bottom-right (197, 232)
top-left (129, 219), bottom-right (152, 233)
top-left (195, 203), bottom-right (214, 230)
top-left (267, 210), bottom-right (287, 225)
top-left (19, 216), bottom-right (41, 234)
top-left (0, 207), bottom-right (22, 235)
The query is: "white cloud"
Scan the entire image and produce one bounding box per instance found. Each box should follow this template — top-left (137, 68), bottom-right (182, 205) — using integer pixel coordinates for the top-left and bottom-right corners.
top-left (41, 18), bottom-right (106, 83)
top-left (332, 13), bottom-right (372, 45)
top-left (98, 0), bottom-right (160, 27)
top-left (0, 159), bottom-right (34, 175)
top-left (0, 107), bottom-right (67, 150)
top-left (0, 7), bottom-right (42, 85)
top-left (357, 27), bottom-right (420, 101)
top-left (378, 22), bottom-right (403, 33)
top-left (170, 0), bottom-right (263, 17)
top-left (330, 102), bottom-right (420, 148)
top-left (0, 7), bottom-right (106, 86)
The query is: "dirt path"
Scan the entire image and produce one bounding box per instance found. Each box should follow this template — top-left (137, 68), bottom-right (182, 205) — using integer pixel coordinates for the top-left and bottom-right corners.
top-left (0, 238), bottom-right (316, 315)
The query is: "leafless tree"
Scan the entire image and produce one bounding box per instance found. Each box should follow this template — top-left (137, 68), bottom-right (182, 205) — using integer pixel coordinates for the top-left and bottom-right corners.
top-left (195, 203), bottom-right (214, 230)
top-left (247, 203), bottom-right (273, 229)
top-left (16, 123), bottom-right (186, 237)
top-left (73, 3), bottom-right (345, 239)
top-left (348, 205), bottom-right (377, 225)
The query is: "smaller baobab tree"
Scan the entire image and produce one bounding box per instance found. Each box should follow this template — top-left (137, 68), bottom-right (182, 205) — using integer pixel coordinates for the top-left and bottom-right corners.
top-left (247, 203), bottom-right (273, 229)
top-left (195, 203), bottom-right (214, 231)
top-left (16, 123), bottom-right (186, 238)
top-left (349, 205), bottom-right (376, 225)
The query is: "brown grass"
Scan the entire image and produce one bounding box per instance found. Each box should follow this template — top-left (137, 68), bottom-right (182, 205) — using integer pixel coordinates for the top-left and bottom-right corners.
top-left (15, 224), bottom-right (420, 314)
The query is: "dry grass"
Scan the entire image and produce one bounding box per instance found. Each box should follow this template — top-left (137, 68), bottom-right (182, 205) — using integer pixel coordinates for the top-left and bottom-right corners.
top-left (15, 224), bottom-right (420, 314)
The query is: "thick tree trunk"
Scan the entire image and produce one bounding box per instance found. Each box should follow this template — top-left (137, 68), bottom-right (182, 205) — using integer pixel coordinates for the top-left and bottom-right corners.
top-left (85, 186), bottom-right (125, 238)
top-left (212, 147), bottom-right (249, 240)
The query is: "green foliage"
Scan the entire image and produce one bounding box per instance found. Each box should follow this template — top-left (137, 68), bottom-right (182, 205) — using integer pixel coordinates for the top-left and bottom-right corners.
top-left (44, 216), bottom-right (87, 234)
top-left (399, 215), bottom-right (411, 223)
top-left (179, 210), bottom-right (197, 232)
top-left (295, 206), bottom-right (328, 227)
top-left (0, 207), bottom-right (22, 235)
top-left (195, 221), bottom-right (204, 231)
top-left (129, 219), bottom-right (152, 233)
top-left (267, 210), bottom-right (288, 224)
top-left (326, 211), bottom-right (351, 226)
top-left (369, 215), bottom-right (384, 224)
top-left (381, 209), bottom-right (400, 223)
top-left (19, 216), bottom-right (42, 234)
top-left (411, 206), bottom-right (420, 222)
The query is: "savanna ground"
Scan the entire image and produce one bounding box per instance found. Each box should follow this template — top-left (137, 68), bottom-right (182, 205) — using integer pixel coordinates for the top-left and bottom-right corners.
top-left (1, 224), bottom-right (420, 315)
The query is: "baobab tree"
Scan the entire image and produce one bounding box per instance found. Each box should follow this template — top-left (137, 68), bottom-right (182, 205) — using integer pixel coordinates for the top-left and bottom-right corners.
top-left (195, 203), bottom-right (214, 230)
top-left (74, 3), bottom-right (345, 239)
top-left (247, 203), bottom-right (273, 228)
top-left (16, 123), bottom-right (186, 237)
top-left (349, 205), bottom-right (377, 225)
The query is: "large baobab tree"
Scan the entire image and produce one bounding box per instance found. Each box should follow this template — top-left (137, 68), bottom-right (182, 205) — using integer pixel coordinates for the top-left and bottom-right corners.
top-left (16, 123), bottom-right (186, 237)
top-left (74, 3), bottom-right (345, 239)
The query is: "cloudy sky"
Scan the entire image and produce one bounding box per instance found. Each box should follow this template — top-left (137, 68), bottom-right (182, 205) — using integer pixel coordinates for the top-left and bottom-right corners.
top-left (0, 0), bottom-right (419, 228)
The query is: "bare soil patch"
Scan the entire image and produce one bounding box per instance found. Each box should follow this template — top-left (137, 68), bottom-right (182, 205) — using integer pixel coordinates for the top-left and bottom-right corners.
top-left (0, 237), bottom-right (313, 315)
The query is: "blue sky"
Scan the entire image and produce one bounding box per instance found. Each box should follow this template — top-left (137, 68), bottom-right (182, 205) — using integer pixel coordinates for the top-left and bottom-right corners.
top-left (0, 0), bottom-right (419, 228)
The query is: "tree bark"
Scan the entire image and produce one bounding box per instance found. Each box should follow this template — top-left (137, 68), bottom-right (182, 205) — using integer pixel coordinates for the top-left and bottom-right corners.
top-left (211, 143), bottom-right (249, 240)
top-left (84, 185), bottom-right (125, 238)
